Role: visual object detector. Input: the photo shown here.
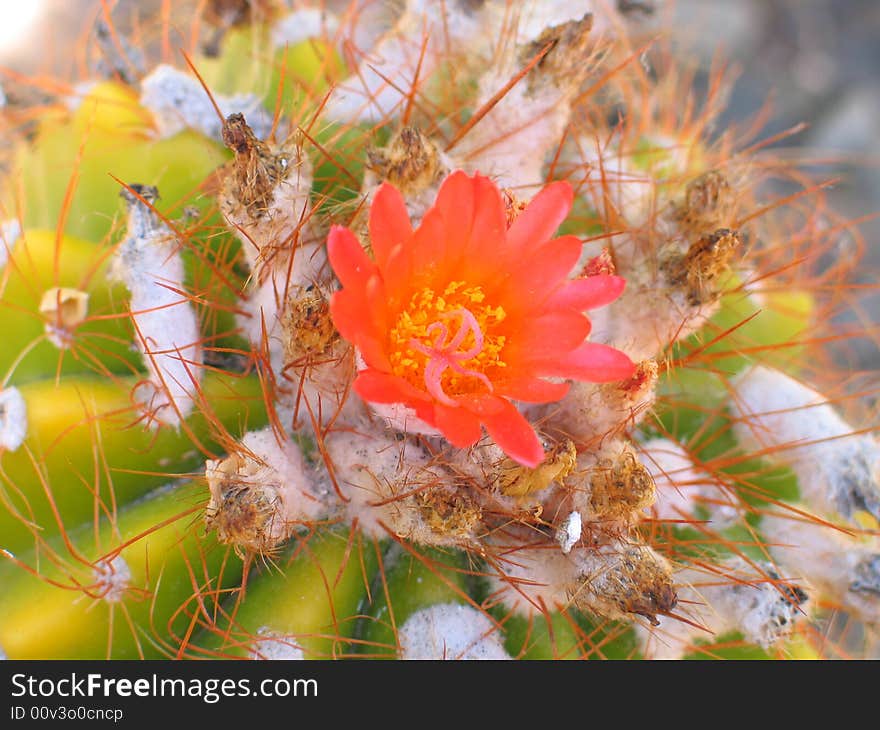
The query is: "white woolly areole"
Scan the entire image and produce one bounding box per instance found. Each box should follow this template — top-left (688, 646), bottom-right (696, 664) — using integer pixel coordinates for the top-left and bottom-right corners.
top-left (324, 427), bottom-right (435, 539)
top-left (730, 365), bottom-right (880, 522)
top-left (62, 80), bottom-right (99, 111)
top-left (557, 511), bottom-right (582, 554)
top-left (574, 134), bottom-right (725, 362)
top-left (205, 427), bottom-right (326, 553)
top-left (324, 0), bottom-right (486, 123)
top-left (495, 0), bottom-right (625, 45)
top-left (0, 387), bottom-right (27, 452)
top-left (242, 244), bottom-right (328, 378)
top-left (272, 8), bottom-right (339, 47)
top-left (92, 555), bottom-right (132, 604)
top-left (114, 193), bottom-right (202, 427)
top-left (640, 437), bottom-right (738, 528)
top-left (572, 135), bottom-right (656, 238)
top-left (452, 9), bottom-right (593, 196)
top-left (1, 219), bottom-right (20, 271)
top-left (490, 539), bottom-right (580, 614)
top-left (506, 0), bottom-right (588, 44)
top-left (571, 133), bottom-right (691, 258)
top-left (242, 427), bottom-right (325, 523)
top-left (455, 72), bottom-right (572, 195)
top-left (589, 282), bottom-right (721, 363)
top-left (761, 511), bottom-right (880, 625)
top-left (637, 559), bottom-right (808, 660)
top-left (223, 147), bottom-right (320, 381)
top-left (334, 0), bottom-right (396, 51)
top-left (248, 628), bottom-right (305, 660)
top-left (140, 65), bottom-right (272, 141)
top-left (544, 361), bottom-right (657, 445)
top-left (324, 428), bottom-right (406, 508)
top-left (398, 603), bottom-right (510, 660)
top-left (363, 401), bottom-right (442, 438)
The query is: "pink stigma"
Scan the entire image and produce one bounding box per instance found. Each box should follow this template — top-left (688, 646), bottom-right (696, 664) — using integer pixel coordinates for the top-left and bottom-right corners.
top-left (409, 308), bottom-right (493, 406)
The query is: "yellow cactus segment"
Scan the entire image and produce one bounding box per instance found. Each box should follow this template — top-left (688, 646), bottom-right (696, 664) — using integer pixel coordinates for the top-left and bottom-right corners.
top-left (199, 24), bottom-right (346, 103)
top-left (71, 81), bottom-right (155, 137)
top-left (0, 228), bottom-right (136, 381)
top-left (0, 371), bottom-right (268, 554)
top-left (854, 511), bottom-right (880, 531)
top-left (786, 635), bottom-right (821, 660)
top-left (270, 38), bottom-right (347, 106)
top-left (0, 483), bottom-right (241, 659)
top-left (15, 115), bottom-right (229, 242)
top-left (203, 529), bottom-right (378, 659)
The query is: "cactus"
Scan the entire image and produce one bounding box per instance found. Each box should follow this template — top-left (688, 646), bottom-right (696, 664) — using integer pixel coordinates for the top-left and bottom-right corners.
top-left (0, 0), bottom-right (877, 661)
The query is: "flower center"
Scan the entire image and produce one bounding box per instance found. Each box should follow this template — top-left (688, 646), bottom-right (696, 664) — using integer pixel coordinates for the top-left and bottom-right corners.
top-left (388, 282), bottom-right (508, 404)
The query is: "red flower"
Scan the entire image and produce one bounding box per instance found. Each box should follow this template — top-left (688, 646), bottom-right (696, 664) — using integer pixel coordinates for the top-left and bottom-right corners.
top-left (328, 171), bottom-right (634, 467)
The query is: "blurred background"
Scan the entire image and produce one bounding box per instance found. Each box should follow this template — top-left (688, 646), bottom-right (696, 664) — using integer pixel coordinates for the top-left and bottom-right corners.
top-left (1, 0), bottom-right (878, 361)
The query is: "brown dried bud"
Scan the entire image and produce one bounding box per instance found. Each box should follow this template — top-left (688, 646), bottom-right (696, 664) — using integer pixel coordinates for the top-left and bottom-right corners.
top-left (283, 285), bottom-right (344, 362)
top-left (589, 449), bottom-right (656, 519)
top-left (502, 189), bottom-right (529, 228)
top-left (675, 170), bottom-right (735, 235)
top-left (569, 542), bottom-right (677, 625)
top-left (582, 248), bottom-right (616, 277)
top-left (367, 126), bottom-right (447, 195)
top-left (205, 450), bottom-right (288, 557)
top-left (498, 439), bottom-right (577, 497)
top-left (663, 228), bottom-right (740, 305)
top-left (221, 113), bottom-right (282, 215)
top-left (419, 486), bottom-right (483, 539)
top-left (520, 13), bottom-right (594, 86)
top-left (281, 284), bottom-right (355, 404)
top-left (204, 429), bottom-right (320, 556)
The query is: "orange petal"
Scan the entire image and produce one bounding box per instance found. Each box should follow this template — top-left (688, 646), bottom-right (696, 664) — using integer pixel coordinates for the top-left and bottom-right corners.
top-left (494, 235), bottom-right (583, 307)
top-left (364, 273), bottom-right (389, 336)
top-left (494, 377), bottom-right (570, 403)
top-left (457, 393), bottom-right (507, 417)
top-left (545, 275), bottom-right (626, 311)
top-left (330, 290), bottom-right (389, 369)
top-left (384, 205), bottom-right (446, 295)
top-left (330, 289), bottom-right (375, 342)
top-left (479, 397), bottom-right (545, 468)
top-left (354, 368), bottom-right (427, 404)
top-left (356, 335), bottom-right (391, 372)
top-left (532, 341), bottom-right (635, 382)
top-left (464, 173), bottom-right (507, 260)
top-left (434, 171), bottom-right (508, 280)
top-left (433, 170), bottom-right (475, 256)
top-left (434, 402), bottom-right (483, 448)
top-left (327, 225), bottom-right (378, 289)
top-left (369, 183), bottom-right (412, 269)
top-left (329, 289), bottom-right (370, 342)
top-left (507, 180), bottom-right (573, 251)
top-left (505, 310), bottom-right (591, 362)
